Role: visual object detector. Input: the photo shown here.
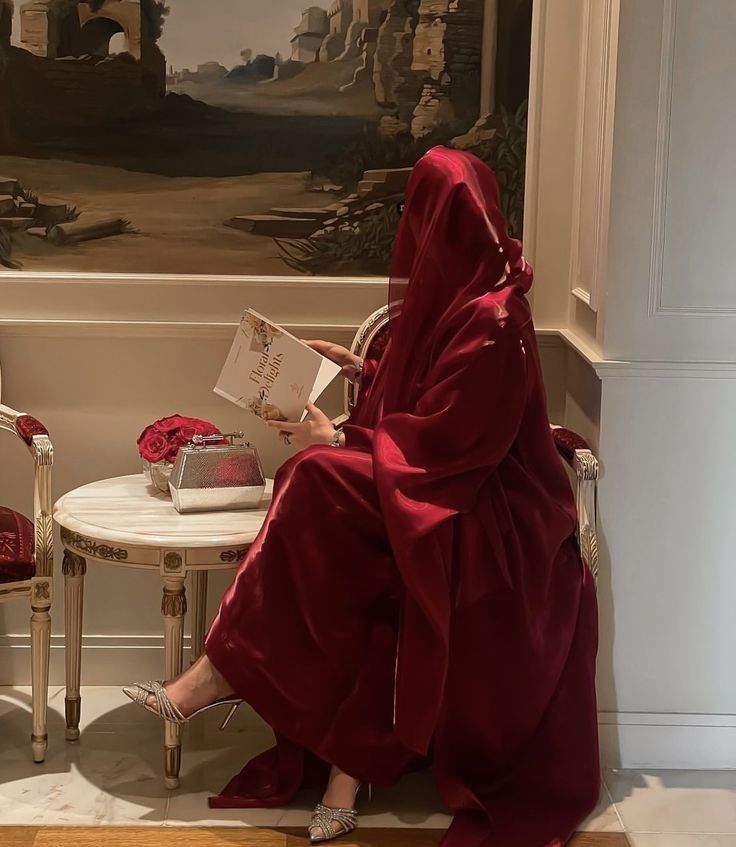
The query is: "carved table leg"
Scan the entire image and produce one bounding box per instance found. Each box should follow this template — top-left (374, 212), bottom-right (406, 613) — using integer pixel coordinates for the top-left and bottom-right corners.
top-left (190, 570), bottom-right (208, 665)
top-left (63, 550), bottom-right (86, 742)
top-left (30, 577), bottom-right (52, 762)
top-left (161, 573), bottom-right (186, 789)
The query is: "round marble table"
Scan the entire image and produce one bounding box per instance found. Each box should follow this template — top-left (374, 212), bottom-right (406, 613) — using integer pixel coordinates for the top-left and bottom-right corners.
top-left (53, 473), bottom-right (273, 788)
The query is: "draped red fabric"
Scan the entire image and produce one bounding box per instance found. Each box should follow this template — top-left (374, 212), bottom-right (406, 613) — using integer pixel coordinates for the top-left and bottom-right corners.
top-left (206, 147), bottom-right (600, 846)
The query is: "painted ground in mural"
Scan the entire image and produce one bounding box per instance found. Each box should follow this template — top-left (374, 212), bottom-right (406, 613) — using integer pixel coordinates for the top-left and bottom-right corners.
top-left (0, 0), bottom-right (531, 276)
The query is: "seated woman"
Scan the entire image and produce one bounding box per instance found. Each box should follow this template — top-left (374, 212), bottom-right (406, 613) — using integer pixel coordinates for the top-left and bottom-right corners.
top-left (124, 147), bottom-right (600, 846)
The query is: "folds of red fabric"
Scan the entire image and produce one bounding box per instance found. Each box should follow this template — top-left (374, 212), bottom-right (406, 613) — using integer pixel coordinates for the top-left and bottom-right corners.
top-left (204, 148), bottom-right (600, 846)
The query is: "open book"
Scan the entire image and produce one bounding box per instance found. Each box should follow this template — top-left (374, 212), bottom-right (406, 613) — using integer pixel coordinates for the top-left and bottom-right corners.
top-left (215, 309), bottom-right (342, 423)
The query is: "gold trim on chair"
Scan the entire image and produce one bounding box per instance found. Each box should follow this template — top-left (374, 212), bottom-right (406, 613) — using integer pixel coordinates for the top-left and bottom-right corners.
top-left (344, 305), bottom-right (390, 417)
top-left (0, 397), bottom-right (55, 763)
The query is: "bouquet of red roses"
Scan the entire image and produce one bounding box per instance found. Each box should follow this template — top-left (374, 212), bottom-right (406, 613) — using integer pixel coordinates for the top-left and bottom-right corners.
top-left (137, 414), bottom-right (223, 465)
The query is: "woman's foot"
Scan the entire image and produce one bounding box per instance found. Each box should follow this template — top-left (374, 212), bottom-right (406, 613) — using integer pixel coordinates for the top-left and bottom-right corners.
top-left (131, 655), bottom-right (235, 718)
top-left (309, 765), bottom-right (361, 843)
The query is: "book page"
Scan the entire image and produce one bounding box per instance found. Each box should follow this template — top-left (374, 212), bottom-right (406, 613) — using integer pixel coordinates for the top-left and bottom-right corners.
top-left (216, 309), bottom-right (340, 423)
top-left (302, 356), bottom-right (342, 420)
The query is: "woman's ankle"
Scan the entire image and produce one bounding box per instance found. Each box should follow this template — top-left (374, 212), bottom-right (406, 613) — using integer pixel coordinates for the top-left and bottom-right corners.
top-left (322, 766), bottom-right (360, 809)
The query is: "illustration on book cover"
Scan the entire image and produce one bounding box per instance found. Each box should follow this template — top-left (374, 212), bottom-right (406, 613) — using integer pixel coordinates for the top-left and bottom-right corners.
top-left (216, 308), bottom-right (342, 423)
top-left (244, 313), bottom-right (284, 353)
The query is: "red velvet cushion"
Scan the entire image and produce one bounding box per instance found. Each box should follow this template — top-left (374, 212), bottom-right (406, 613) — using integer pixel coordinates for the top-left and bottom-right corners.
top-left (0, 506), bottom-right (35, 584)
top-left (551, 427), bottom-right (591, 466)
top-left (365, 322), bottom-right (390, 363)
top-left (15, 415), bottom-right (49, 446)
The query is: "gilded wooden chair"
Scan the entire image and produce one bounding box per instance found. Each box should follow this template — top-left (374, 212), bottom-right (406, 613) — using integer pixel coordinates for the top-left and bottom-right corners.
top-left (343, 306), bottom-right (599, 579)
top-left (0, 366), bottom-right (54, 762)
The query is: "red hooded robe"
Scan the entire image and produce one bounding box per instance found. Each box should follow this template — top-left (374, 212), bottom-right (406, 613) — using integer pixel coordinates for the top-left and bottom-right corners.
top-left (206, 147), bottom-right (600, 847)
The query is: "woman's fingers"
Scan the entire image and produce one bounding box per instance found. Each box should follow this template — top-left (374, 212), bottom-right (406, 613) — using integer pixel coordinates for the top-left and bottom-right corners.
top-left (268, 420), bottom-right (296, 433)
top-left (305, 402), bottom-right (329, 422)
top-left (303, 339), bottom-right (353, 366)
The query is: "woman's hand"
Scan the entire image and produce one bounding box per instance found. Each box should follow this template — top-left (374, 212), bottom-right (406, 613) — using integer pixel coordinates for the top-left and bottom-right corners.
top-left (268, 403), bottom-right (337, 450)
top-left (304, 339), bottom-right (363, 383)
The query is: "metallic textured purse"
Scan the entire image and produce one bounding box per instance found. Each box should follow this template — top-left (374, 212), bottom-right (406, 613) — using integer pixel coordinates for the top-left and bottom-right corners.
top-left (169, 432), bottom-right (266, 514)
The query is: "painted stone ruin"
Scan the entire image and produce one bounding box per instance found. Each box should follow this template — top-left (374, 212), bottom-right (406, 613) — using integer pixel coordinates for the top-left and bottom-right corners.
top-left (226, 0), bottom-right (492, 255)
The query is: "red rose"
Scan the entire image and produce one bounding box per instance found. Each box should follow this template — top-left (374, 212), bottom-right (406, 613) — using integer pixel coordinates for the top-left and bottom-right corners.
top-left (138, 429), bottom-right (170, 463)
top-left (139, 415), bottom-right (223, 465)
top-left (165, 442), bottom-right (184, 464)
top-left (153, 415), bottom-right (188, 434)
top-left (178, 424), bottom-right (197, 442)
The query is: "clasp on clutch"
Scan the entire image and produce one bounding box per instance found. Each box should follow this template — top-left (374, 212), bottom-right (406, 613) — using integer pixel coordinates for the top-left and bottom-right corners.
top-left (192, 431), bottom-right (245, 447)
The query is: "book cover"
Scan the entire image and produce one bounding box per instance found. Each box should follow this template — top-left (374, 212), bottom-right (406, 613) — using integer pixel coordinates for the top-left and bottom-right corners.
top-left (214, 309), bottom-right (341, 422)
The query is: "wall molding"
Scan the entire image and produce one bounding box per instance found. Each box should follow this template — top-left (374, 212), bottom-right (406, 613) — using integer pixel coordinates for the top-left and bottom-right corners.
top-left (0, 274), bottom-right (390, 328)
top-left (599, 710), bottom-right (736, 769)
top-left (0, 632), bottom-right (196, 686)
top-left (2, 319), bottom-right (735, 381)
top-left (0, 319), bottom-right (361, 340)
top-left (520, 0), bottom-right (548, 270)
top-left (0, 272), bottom-right (389, 288)
top-left (647, 0), bottom-right (677, 318)
top-left (647, 0), bottom-right (736, 319)
top-left (558, 328), bottom-right (736, 379)
top-left (568, 0), bottom-right (619, 314)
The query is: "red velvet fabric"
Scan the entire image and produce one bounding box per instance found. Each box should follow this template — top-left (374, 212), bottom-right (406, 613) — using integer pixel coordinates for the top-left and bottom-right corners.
top-left (366, 322), bottom-right (390, 363)
top-left (15, 415), bottom-right (49, 446)
top-left (0, 506), bottom-right (35, 584)
top-left (206, 148), bottom-right (599, 846)
top-left (552, 426), bottom-right (592, 467)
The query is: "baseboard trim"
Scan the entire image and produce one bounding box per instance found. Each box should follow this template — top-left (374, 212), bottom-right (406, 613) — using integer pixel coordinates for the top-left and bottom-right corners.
top-left (599, 710), bottom-right (736, 770)
top-left (2, 635), bottom-right (735, 769)
top-left (0, 633), bottom-right (194, 686)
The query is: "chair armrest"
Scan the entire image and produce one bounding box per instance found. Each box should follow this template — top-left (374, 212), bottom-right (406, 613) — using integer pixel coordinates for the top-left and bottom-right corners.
top-left (0, 403), bottom-right (54, 579)
top-left (550, 426), bottom-right (599, 580)
top-left (1, 403), bottom-right (50, 444)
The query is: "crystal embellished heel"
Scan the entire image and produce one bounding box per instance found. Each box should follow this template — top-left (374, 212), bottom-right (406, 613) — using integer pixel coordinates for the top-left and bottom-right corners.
top-left (122, 681), bottom-right (242, 728)
top-left (308, 783), bottom-right (368, 843)
top-left (308, 802), bottom-right (359, 843)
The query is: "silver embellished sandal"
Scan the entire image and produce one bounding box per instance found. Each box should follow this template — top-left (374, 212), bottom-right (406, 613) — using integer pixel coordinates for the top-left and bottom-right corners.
top-left (122, 680), bottom-right (241, 729)
top-left (308, 801), bottom-right (359, 843)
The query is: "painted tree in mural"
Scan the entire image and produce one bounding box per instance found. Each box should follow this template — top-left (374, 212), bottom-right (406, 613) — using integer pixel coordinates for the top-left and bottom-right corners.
top-left (0, 0), bottom-right (531, 276)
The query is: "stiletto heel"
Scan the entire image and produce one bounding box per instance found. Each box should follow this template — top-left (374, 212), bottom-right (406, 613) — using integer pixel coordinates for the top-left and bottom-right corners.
top-left (219, 700), bottom-right (240, 730)
top-left (122, 681), bottom-right (242, 726)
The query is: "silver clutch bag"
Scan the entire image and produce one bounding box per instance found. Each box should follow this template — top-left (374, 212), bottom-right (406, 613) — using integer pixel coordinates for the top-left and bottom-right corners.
top-left (169, 432), bottom-right (266, 514)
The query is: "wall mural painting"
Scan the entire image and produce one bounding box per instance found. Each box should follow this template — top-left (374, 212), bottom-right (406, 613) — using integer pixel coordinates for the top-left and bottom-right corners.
top-left (0, 0), bottom-right (532, 277)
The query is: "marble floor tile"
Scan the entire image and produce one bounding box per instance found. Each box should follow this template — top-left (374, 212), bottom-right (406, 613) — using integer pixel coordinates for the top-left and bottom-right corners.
top-left (1, 686), bottom-right (169, 825)
top-left (165, 720), bottom-right (283, 827)
top-left (49, 684), bottom-right (155, 731)
top-left (0, 731), bottom-right (167, 825)
top-left (578, 784), bottom-right (625, 833)
top-left (607, 769), bottom-right (736, 835)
